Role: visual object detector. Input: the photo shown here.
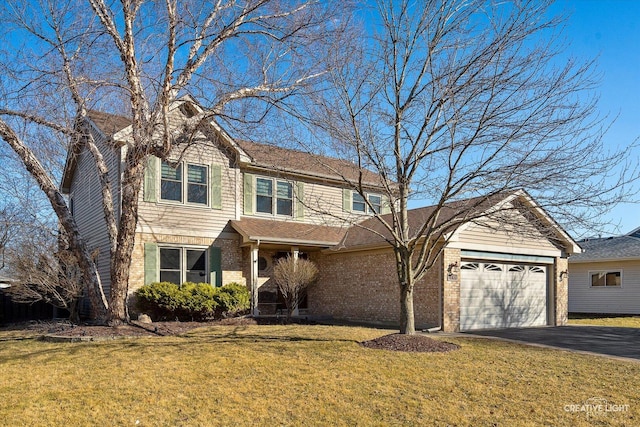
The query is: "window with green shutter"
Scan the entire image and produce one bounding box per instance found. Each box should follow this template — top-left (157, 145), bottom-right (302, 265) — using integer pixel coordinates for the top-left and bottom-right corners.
top-left (143, 157), bottom-right (158, 202)
top-left (209, 246), bottom-right (222, 287)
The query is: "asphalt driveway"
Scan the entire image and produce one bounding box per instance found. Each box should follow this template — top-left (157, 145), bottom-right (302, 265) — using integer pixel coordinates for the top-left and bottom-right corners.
top-left (465, 326), bottom-right (640, 360)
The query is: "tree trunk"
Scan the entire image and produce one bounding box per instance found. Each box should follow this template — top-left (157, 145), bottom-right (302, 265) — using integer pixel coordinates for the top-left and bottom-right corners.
top-left (106, 150), bottom-right (146, 325)
top-left (0, 120), bottom-right (109, 321)
top-left (68, 298), bottom-right (80, 324)
top-left (399, 282), bottom-right (415, 334)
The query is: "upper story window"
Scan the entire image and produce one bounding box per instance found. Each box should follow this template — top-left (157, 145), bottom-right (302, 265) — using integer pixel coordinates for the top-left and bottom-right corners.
top-left (256, 177), bottom-right (292, 216)
top-left (160, 161), bottom-right (208, 205)
top-left (353, 192), bottom-right (382, 214)
top-left (590, 271), bottom-right (621, 287)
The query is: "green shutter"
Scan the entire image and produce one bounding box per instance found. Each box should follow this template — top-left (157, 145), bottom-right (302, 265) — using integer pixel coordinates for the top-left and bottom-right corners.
top-left (210, 164), bottom-right (222, 209)
top-left (143, 243), bottom-right (159, 284)
top-left (295, 181), bottom-right (304, 220)
top-left (209, 246), bottom-right (222, 287)
top-left (342, 188), bottom-right (352, 212)
top-left (243, 173), bottom-right (254, 215)
top-left (143, 156), bottom-right (158, 202)
top-left (382, 195), bottom-right (391, 214)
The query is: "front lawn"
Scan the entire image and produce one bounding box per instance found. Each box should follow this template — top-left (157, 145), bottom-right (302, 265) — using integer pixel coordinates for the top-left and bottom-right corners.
top-left (569, 314), bottom-right (640, 328)
top-left (0, 325), bottom-right (637, 426)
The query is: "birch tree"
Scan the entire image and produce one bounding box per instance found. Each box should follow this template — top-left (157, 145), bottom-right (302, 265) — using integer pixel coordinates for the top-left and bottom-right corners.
top-left (296, 0), bottom-right (638, 334)
top-left (0, 0), bottom-right (348, 324)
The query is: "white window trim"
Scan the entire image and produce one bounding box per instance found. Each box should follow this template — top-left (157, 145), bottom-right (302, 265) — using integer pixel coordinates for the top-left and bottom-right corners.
top-left (160, 161), bottom-right (210, 207)
top-left (352, 191), bottom-right (382, 215)
top-left (588, 270), bottom-right (623, 288)
top-left (254, 176), bottom-right (294, 218)
top-left (158, 245), bottom-right (210, 285)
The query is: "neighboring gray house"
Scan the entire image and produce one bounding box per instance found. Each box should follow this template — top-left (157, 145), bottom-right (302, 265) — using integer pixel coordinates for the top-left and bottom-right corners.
top-left (568, 227), bottom-right (640, 314)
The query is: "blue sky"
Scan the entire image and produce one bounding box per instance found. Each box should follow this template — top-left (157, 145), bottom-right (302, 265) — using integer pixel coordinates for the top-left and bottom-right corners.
top-left (553, 0), bottom-right (640, 235)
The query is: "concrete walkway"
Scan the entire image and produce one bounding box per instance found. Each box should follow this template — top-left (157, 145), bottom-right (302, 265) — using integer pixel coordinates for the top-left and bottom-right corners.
top-left (464, 326), bottom-right (640, 361)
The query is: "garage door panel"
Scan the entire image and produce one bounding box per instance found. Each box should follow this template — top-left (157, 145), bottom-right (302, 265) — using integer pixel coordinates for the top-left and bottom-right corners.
top-left (460, 261), bottom-right (547, 331)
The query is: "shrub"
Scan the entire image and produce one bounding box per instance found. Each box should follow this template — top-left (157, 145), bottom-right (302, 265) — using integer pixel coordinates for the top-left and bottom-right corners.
top-left (216, 282), bottom-right (250, 316)
top-left (135, 281), bottom-right (250, 321)
top-left (134, 282), bottom-right (182, 320)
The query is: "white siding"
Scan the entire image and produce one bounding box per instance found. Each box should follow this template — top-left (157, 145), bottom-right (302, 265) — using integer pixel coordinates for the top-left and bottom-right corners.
top-left (240, 172), bottom-right (373, 227)
top-left (568, 260), bottom-right (640, 314)
top-left (69, 128), bottom-right (120, 296)
top-left (452, 203), bottom-right (562, 257)
top-left (137, 136), bottom-right (237, 238)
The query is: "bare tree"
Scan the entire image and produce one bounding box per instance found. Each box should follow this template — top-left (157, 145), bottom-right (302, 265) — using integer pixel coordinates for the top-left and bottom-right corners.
top-left (0, 0), bottom-right (349, 324)
top-left (7, 234), bottom-right (84, 323)
top-left (292, 0), bottom-right (639, 333)
top-left (273, 256), bottom-right (318, 322)
top-left (0, 206), bottom-right (20, 270)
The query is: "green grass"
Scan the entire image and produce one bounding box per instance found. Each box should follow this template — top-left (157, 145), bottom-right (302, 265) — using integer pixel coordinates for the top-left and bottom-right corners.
top-left (1, 325), bottom-right (638, 426)
top-left (569, 314), bottom-right (640, 328)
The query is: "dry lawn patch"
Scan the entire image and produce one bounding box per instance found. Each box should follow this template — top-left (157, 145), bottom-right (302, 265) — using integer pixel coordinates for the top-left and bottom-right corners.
top-left (569, 314), bottom-right (640, 328)
top-left (0, 324), bottom-right (637, 426)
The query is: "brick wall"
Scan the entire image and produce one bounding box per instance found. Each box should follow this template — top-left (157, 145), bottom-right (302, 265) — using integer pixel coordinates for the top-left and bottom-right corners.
top-left (441, 248), bottom-right (461, 332)
top-left (554, 256), bottom-right (569, 325)
top-left (309, 248), bottom-right (441, 329)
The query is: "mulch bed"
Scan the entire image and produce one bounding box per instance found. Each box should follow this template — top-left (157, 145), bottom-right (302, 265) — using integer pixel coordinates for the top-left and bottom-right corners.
top-left (361, 333), bottom-right (460, 353)
top-left (3, 319), bottom-right (461, 352)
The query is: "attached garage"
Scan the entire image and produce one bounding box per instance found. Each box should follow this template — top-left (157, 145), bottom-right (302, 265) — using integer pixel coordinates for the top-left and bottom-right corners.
top-left (460, 260), bottom-right (550, 330)
top-left (309, 191), bottom-right (579, 332)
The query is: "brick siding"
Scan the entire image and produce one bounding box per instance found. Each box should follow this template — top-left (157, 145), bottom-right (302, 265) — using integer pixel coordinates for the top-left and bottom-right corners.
top-left (554, 257), bottom-right (569, 325)
top-left (309, 248), bottom-right (441, 329)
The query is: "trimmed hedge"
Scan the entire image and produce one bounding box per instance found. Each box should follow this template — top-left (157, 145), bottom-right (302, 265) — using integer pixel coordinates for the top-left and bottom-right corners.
top-left (135, 281), bottom-right (250, 321)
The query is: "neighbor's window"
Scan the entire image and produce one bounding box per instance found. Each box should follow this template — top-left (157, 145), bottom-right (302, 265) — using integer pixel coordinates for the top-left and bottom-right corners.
top-left (256, 177), bottom-right (293, 216)
top-left (159, 247), bottom-right (208, 285)
top-left (161, 161), bottom-right (208, 205)
top-left (352, 192), bottom-right (382, 214)
top-left (590, 271), bottom-right (621, 287)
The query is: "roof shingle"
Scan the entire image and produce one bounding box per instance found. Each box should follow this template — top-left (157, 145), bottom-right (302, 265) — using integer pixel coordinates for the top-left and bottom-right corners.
top-left (230, 217), bottom-right (347, 247)
top-left (236, 140), bottom-right (382, 186)
top-left (87, 110), bottom-right (131, 135)
top-left (570, 235), bottom-right (640, 263)
top-left (336, 195), bottom-right (505, 250)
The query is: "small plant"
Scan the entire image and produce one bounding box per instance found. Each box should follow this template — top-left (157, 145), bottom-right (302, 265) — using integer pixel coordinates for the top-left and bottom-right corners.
top-left (135, 281), bottom-right (250, 321)
top-left (273, 256), bottom-right (318, 322)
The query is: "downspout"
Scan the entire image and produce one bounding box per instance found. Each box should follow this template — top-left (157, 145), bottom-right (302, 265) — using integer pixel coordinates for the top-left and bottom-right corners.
top-left (424, 252), bottom-right (443, 333)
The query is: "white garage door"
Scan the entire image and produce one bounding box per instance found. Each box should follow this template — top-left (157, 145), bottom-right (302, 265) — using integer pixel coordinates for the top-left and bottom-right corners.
top-left (460, 261), bottom-right (547, 330)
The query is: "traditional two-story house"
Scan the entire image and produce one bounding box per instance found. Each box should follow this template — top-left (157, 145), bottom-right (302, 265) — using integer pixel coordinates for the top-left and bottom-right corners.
top-left (61, 97), bottom-right (580, 332)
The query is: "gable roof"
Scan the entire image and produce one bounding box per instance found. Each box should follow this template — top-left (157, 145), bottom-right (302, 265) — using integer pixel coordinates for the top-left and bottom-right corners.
top-left (236, 140), bottom-right (382, 186)
top-left (628, 226), bottom-right (640, 239)
top-left (86, 110), bottom-right (131, 135)
top-left (336, 195), bottom-right (498, 250)
top-left (569, 234), bottom-right (640, 263)
top-left (61, 97), bottom-right (383, 193)
top-left (230, 217), bottom-right (346, 247)
top-left (333, 191), bottom-right (580, 254)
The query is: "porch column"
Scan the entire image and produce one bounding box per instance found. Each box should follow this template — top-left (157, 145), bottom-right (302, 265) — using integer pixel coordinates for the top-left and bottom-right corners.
top-left (250, 244), bottom-right (259, 316)
top-left (291, 246), bottom-right (299, 316)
